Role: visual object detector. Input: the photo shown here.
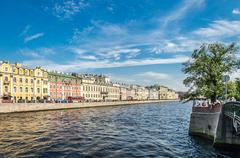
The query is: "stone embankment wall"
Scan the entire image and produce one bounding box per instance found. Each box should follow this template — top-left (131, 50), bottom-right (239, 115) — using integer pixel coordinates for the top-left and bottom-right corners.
top-left (0, 100), bottom-right (176, 114)
top-left (190, 104), bottom-right (240, 147)
top-left (189, 105), bottom-right (222, 140)
top-left (189, 112), bottom-right (220, 140)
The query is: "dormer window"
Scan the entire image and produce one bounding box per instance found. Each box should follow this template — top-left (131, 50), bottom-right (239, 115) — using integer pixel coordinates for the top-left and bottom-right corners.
top-left (5, 67), bottom-right (8, 72)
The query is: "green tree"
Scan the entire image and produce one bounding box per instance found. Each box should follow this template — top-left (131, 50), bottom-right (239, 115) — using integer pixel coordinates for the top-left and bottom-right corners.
top-left (182, 43), bottom-right (239, 102)
top-left (234, 78), bottom-right (240, 100)
top-left (227, 81), bottom-right (237, 98)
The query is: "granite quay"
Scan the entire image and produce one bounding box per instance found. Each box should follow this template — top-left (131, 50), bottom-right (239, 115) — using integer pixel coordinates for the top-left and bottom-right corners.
top-left (0, 100), bottom-right (177, 114)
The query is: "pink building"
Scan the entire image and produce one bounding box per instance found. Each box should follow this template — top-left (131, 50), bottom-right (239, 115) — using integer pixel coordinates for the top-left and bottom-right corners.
top-left (49, 72), bottom-right (81, 101)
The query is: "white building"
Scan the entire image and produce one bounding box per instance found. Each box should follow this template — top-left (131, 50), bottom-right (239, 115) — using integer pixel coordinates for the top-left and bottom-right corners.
top-left (148, 88), bottom-right (159, 100)
top-left (120, 85), bottom-right (127, 101)
top-left (80, 74), bottom-right (120, 101)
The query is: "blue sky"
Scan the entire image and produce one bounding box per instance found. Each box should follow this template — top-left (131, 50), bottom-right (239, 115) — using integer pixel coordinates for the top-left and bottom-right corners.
top-left (0, 0), bottom-right (240, 91)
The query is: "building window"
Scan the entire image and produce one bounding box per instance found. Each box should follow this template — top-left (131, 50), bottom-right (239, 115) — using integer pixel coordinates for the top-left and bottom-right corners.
top-left (20, 78), bottom-right (22, 83)
top-left (13, 68), bottom-right (16, 73)
top-left (26, 87), bottom-right (28, 93)
top-left (13, 87), bottom-right (17, 93)
top-left (4, 76), bottom-right (8, 81)
top-left (37, 88), bottom-right (40, 93)
top-left (13, 77), bottom-right (17, 83)
top-left (26, 79), bottom-right (28, 83)
top-left (4, 86), bottom-right (8, 93)
top-left (43, 88), bottom-right (48, 93)
top-left (31, 79), bottom-right (34, 84)
top-left (20, 87), bottom-right (23, 93)
top-left (37, 80), bottom-right (40, 84)
top-left (4, 67), bottom-right (8, 72)
top-left (31, 88), bottom-right (34, 93)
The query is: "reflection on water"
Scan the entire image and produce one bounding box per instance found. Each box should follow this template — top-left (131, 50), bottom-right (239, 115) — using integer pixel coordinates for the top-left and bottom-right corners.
top-left (0, 102), bottom-right (239, 158)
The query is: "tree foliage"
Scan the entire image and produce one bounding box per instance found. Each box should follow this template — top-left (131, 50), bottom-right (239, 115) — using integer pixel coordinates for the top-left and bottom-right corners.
top-left (182, 43), bottom-right (239, 102)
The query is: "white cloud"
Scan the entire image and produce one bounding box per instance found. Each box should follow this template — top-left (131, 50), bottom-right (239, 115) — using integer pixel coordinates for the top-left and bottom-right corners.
top-left (70, 47), bottom-right (87, 55)
top-left (233, 8), bottom-right (240, 15)
top-left (19, 25), bottom-right (31, 37)
top-left (78, 55), bottom-right (97, 60)
top-left (24, 33), bottom-right (44, 43)
top-left (136, 71), bottom-right (170, 80)
top-left (19, 50), bottom-right (40, 58)
top-left (70, 45), bottom-right (141, 61)
top-left (23, 55), bottom-right (189, 72)
top-left (19, 48), bottom-right (55, 58)
top-left (161, 0), bottom-right (205, 27)
top-left (192, 20), bottom-right (240, 38)
top-left (106, 72), bottom-right (187, 91)
top-left (52, 0), bottom-right (89, 19)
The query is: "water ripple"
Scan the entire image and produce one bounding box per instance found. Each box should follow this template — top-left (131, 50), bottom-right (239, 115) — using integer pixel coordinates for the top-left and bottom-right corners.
top-left (0, 102), bottom-right (239, 158)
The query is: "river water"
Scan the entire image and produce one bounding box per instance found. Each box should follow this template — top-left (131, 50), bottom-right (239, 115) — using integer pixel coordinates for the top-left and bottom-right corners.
top-left (0, 101), bottom-right (239, 158)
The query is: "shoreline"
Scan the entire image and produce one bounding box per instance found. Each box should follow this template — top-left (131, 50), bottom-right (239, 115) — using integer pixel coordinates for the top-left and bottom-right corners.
top-left (0, 100), bottom-right (179, 114)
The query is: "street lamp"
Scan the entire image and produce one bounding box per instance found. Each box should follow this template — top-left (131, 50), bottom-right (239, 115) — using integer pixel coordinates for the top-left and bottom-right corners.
top-left (222, 75), bottom-right (230, 102)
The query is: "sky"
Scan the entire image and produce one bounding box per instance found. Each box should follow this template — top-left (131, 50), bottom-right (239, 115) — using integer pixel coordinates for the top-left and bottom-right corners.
top-left (0, 0), bottom-right (240, 91)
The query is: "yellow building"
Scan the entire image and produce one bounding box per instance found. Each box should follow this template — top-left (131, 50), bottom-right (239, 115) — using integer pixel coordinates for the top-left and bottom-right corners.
top-left (0, 61), bottom-right (49, 103)
top-left (159, 86), bottom-right (169, 100)
top-left (158, 85), bottom-right (179, 100)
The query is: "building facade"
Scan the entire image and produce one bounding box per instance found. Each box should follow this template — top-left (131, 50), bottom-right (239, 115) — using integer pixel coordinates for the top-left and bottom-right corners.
top-left (159, 86), bottom-right (169, 100)
top-left (136, 86), bottom-right (149, 100)
top-left (126, 86), bottom-right (137, 100)
top-left (167, 89), bottom-right (179, 100)
top-left (79, 74), bottom-right (120, 101)
top-left (49, 72), bottom-right (81, 101)
top-left (120, 85), bottom-right (127, 101)
top-left (0, 61), bottom-right (179, 103)
top-left (0, 61), bottom-right (49, 102)
top-left (148, 88), bottom-right (159, 100)
top-left (158, 85), bottom-right (179, 100)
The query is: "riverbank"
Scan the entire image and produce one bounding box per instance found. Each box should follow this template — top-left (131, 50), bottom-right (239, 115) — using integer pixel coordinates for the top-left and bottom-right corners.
top-left (0, 100), bottom-right (178, 114)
